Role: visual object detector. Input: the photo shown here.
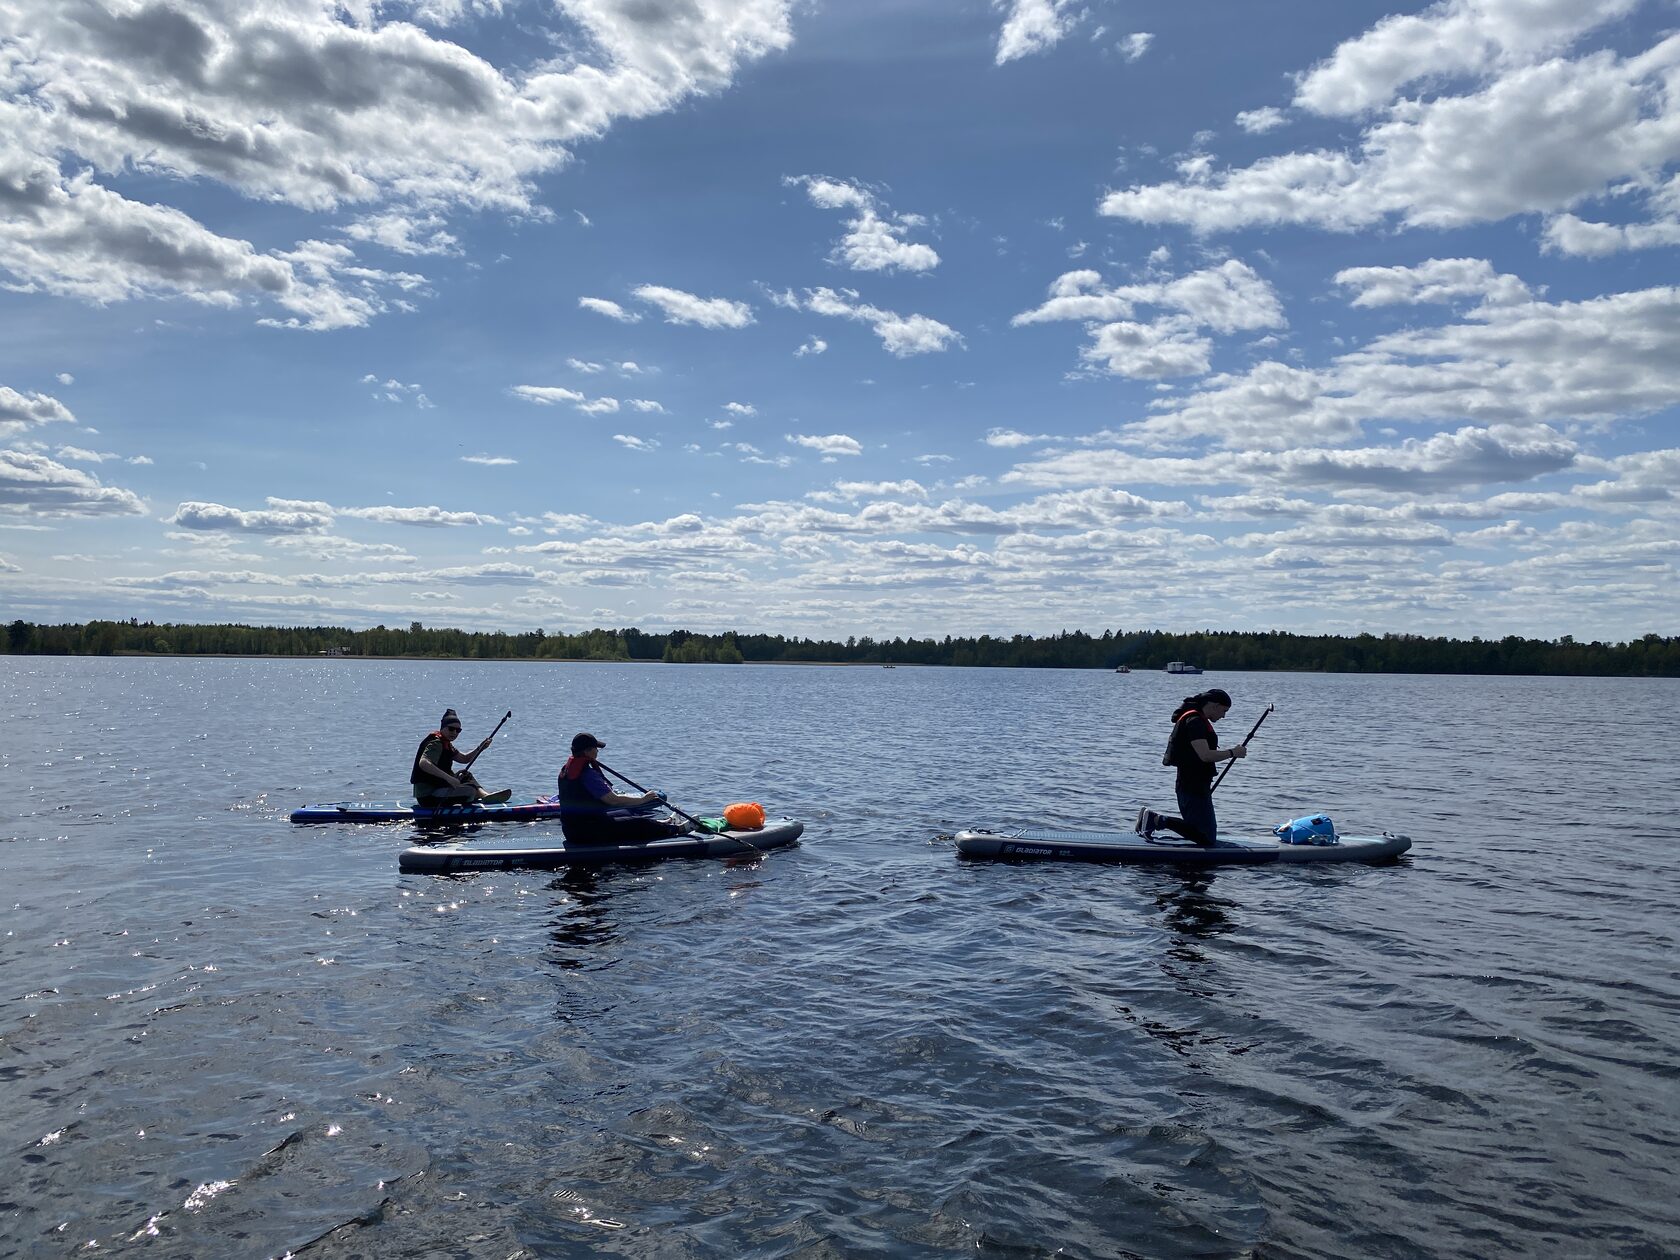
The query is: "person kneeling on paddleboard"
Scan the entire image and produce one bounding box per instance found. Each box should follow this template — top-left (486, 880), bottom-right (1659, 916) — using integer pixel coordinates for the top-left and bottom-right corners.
top-left (1137, 688), bottom-right (1246, 846)
top-left (411, 709), bottom-right (510, 806)
top-left (557, 733), bottom-right (687, 845)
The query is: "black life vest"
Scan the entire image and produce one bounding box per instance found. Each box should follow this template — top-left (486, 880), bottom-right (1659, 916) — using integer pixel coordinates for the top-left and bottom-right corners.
top-left (410, 731), bottom-right (454, 785)
top-left (1162, 709), bottom-right (1215, 767)
top-left (557, 755), bottom-right (607, 814)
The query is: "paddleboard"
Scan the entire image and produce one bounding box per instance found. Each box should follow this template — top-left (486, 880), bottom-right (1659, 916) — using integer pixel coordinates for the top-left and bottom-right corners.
top-left (290, 795), bottom-right (564, 824)
top-left (953, 827), bottom-right (1410, 866)
top-left (398, 817), bottom-right (805, 873)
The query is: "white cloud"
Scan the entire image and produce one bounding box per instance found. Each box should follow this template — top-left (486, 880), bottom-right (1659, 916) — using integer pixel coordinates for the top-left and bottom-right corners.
top-left (342, 211), bottom-right (459, 257)
top-left (1293, 0), bottom-right (1642, 117)
top-left (568, 358), bottom-right (605, 374)
top-left (55, 446), bottom-right (119, 463)
top-left (1013, 260), bottom-right (1286, 378)
top-left (0, 385), bottom-right (77, 437)
top-left (802, 287), bottom-right (963, 356)
top-left (1101, 30), bottom-right (1680, 235)
top-left (339, 505), bottom-right (500, 526)
top-left (795, 336), bottom-right (828, 356)
top-left (1118, 33), bottom-right (1153, 63)
top-left (1003, 423), bottom-right (1579, 495)
top-left (633, 285), bottom-right (754, 328)
top-left (788, 433), bottom-right (864, 457)
top-left (0, 449), bottom-right (147, 517)
top-left (984, 428), bottom-right (1047, 448)
top-left (1335, 257), bottom-right (1531, 308)
top-left (725, 402), bottom-right (757, 416)
top-left (1235, 106), bottom-right (1287, 134)
top-left (169, 498), bottom-right (330, 533)
top-left (511, 385), bottom-right (585, 406)
top-left (578, 296), bottom-right (643, 323)
top-left (0, 2), bottom-right (796, 324)
top-left (1542, 213), bottom-right (1680, 257)
top-left (1124, 279), bottom-right (1680, 449)
top-left (786, 176), bottom-right (940, 273)
top-left (613, 434), bottom-right (658, 451)
top-left (461, 453), bottom-right (517, 465)
top-left (995, 0), bottom-right (1079, 65)
top-left (626, 399), bottom-right (665, 412)
top-left (576, 397), bottom-right (620, 415)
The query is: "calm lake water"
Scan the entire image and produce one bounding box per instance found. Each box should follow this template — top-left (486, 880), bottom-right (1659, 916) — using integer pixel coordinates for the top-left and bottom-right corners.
top-left (3, 657), bottom-right (1677, 1259)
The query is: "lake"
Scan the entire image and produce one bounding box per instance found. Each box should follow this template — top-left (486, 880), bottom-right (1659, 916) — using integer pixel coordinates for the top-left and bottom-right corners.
top-left (3, 657), bottom-right (1677, 1258)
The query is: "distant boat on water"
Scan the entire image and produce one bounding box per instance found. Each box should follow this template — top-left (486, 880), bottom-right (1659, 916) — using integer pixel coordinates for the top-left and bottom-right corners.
top-left (1114, 665), bottom-right (1131, 673)
top-left (1165, 661), bottom-right (1203, 674)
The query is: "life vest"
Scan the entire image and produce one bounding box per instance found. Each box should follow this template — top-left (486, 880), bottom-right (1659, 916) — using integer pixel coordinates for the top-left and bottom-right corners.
top-left (1162, 709), bottom-right (1215, 767)
top-left (410, 731), bottom-right (456, 785)
top-left (557, 755), bottom-right (607, 814)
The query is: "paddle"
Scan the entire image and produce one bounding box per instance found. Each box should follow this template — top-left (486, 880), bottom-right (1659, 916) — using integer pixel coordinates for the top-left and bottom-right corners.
top-left (459, 710), bottom-right (511, 801)
top-left (596, 760), bottom-right (763, 853)
top-left (1211, 703), bottom-right (1273, 792)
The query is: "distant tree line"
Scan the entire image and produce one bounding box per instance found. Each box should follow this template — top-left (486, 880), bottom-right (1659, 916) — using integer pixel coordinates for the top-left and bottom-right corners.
top-left (5, 618), bottom-right (1676, 676)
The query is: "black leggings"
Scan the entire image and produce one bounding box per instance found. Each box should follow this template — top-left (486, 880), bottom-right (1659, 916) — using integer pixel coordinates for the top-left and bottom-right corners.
top-left (561, 811), bottom-right (689, 846)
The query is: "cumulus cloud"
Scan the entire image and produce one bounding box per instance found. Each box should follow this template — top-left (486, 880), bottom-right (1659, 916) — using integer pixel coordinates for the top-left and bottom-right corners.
top-left (1122, 279), bottom-right (1680, 449)
top-left (579, 296), bottom-right (642, 322)
top-left (1235, 106), bottom-right (1287, 134)
top-left (1335, 257), bottom-right (1533, 308)
top-left (801, 287), bottom-right (963, 356)
top-left (462, 453), bottom-right (517, 465)
top-left (1101, 29), bottom-right (1680, 235)
top-left (795, 336), bottom-right (828, 356)
top-left (1013, 260), bottom-right (1286, 378)
top-left (613, 434), bottom-right (658, 451)
top-left (1293, 0), bottom-right (1642, 117)
top-left (788, 433), bottom-right (864, 457)
top-left (169, 498), bottom-right (331, 533)
top-left (0, 385), bottom-right (77, 435)
top-left (0, 2), bottom-right (797, 324)
top-left (1542, 213), bottom-right (1680, 257)
top-left (0, 449), bottom-right (148, 517)
top-left (995, 0), bottom-right (1080, 65)
top-left (632, 285), bottom-right (754, 328)
top-left (984, 428), bottom-right (1049, 448)
top-left (786, 175), bottom-right (940, 273)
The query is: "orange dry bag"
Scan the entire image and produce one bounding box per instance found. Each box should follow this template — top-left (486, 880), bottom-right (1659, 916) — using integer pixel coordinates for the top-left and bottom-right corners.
top-left (722, 801), bottom-right (766, 830)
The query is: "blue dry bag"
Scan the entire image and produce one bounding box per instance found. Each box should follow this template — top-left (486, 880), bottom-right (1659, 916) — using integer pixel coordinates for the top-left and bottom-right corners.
top-left (1274, 813), bottom-right (1338, 846)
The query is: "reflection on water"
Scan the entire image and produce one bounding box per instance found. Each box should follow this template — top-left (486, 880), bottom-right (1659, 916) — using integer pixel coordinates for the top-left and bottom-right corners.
top-left (2, 658), bottom-right (1676, 1260)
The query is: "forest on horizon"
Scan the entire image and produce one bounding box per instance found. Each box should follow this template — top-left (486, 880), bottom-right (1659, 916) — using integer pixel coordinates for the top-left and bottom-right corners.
top-left (5, 618), bottom-right (1677, 677)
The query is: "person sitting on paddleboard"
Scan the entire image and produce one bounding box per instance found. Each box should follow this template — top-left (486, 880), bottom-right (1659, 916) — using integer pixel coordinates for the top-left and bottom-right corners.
top-left (557, 733), bottom-right (686, 845)
top-left (410, 709), bottom-right (507, 806)
top-left (1137, 688), bottom-right (1246, 846)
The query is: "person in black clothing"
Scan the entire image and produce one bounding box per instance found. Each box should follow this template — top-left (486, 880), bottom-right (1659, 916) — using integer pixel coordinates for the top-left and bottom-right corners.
top-left (1137, 688), bottom-right (1246, 845)
top-left (556, 732), bottom-right (687, 845)
top-left (410, 708), bottom-right (508, 806)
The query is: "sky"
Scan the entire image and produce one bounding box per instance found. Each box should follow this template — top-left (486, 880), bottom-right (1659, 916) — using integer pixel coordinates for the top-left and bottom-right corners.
top-left (1, 0), bottom-right (1677, 643)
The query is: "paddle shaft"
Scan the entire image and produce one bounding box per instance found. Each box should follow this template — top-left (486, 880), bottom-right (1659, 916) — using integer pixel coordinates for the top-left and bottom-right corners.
top-left (597, 760), bottom-right (761, 851)
top-left (463, 710), bottom-right (511, 772)
top-left (1211, 703), bottom-right (1273, 792)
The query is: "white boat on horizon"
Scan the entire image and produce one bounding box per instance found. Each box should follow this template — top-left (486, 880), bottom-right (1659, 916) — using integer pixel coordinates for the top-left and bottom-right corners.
top-left (1165, 661), bottom-right (1203, 674)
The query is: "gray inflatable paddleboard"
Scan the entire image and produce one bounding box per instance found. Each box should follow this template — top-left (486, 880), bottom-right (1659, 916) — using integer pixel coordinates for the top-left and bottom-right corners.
top-left (954, 827), bottom-right (1410, 866)
top-left (399, 817), bottom-right (804, 873)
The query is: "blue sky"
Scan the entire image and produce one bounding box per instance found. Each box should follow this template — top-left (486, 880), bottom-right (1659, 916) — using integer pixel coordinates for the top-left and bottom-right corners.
top-left (2, 0), bottom-right (1676, 641)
